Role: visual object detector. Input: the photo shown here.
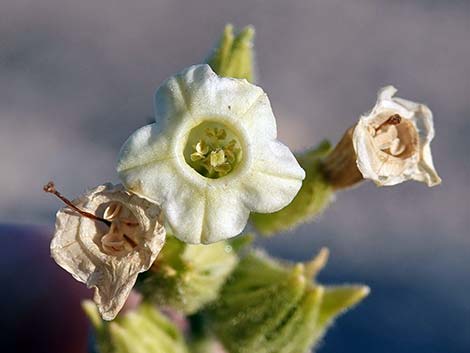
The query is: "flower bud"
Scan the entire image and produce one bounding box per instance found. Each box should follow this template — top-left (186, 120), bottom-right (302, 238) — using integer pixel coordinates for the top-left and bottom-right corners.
top-left (208, 249), bottom-right (368, 353)
top-left (206, 24), bottom-right (256, 83)
top-left (208, 252), bottom-right (306, 353)
top-left (136, 235), bottom-right (238, 314)
top-left (83, 301), bottom-right (189, 353)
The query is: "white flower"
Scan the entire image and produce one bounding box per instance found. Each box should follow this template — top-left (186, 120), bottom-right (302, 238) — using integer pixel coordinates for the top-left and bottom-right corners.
top-left (50, 183), bottom-right (166, 320)
top-left (117, 64), bottom-right (305, 244)
top-left (352, 86), bottom-right (441, 186)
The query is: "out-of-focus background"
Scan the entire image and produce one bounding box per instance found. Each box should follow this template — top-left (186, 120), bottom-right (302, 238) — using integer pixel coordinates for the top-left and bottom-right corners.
top-left (1, 0), bottom-right (469, 352)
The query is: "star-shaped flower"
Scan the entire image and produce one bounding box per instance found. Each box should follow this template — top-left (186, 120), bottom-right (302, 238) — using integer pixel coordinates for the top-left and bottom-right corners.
top-left (117, 64), bottom-right (305, 244)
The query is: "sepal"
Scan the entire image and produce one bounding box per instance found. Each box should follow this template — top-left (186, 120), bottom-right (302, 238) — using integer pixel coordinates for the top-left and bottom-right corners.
top-left (206, 24), bottom-right (256, 82)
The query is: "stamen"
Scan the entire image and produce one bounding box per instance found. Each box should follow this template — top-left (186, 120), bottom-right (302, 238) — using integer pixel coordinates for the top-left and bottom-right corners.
top-left (210, 150), bottom-right (226, 167)
top-left (372, 114), bottom-right (411, 157)
top-left (374, 125), bottom-right (398, 150)
top-left (43, 181), bottom-right (111, 226)
top-left (187, 127), bottom-right (241, 178)
top-left (375, 114), bottom-right (402, 132)
top-left (389, 138), bottom-right (406, 156)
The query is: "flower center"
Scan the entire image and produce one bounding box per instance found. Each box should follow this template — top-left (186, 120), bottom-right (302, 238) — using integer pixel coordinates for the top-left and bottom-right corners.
top-left (184, 122), bottom-right (242, 179)
top-left (101, 202), bottom-right (140, 256)
top-left (370, 114), bottom-right (418, 159)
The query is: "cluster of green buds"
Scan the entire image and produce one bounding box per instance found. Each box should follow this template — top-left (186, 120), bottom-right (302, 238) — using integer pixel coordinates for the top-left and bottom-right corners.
top-left (83, 301), bottom-right (189, 353)
top-left (136, 234), bottom-right (239, 314)
top-left (45, 23), bottom-right (440, 353)
top-left (207, 249), bottom-right (369, 353)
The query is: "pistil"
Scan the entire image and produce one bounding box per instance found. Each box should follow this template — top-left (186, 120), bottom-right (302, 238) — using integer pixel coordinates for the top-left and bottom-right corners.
top-left (43, 181), bottom-right (111, 226)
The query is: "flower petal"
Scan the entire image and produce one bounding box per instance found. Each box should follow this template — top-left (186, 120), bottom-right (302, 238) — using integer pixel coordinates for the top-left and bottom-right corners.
top-left (117, 123), bottom-right (175, 176)
top-left (199, 188), bottom-right (250, 244)
top-left (193, 75), bottom-right (277, 142)
top-left (118, 149), bottom-right (207, 244)
top-left (158, 64), bottom-right (277, 141)
top-left (404, 103), bottom-right (441, 186)
top-left (90, 262), bottom-right (140, 321)
top-left (154, 65), bottom-right (214, 123)
top-left (241, 140), bottom-right (305, 213)
top-left (137, 172), bottom-right (250, 244)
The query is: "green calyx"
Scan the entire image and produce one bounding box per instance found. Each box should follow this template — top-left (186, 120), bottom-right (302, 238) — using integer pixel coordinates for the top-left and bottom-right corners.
top-left (206, 24), bottom-right (256, 82)
top-left (83, 301), bottom-right (189, 353)
top-left (207, 249), bottom-right (369, 353)
top-left (136, 235), bottom-right (239, 314)
top-left (250, 140), bottom-right (334, 236)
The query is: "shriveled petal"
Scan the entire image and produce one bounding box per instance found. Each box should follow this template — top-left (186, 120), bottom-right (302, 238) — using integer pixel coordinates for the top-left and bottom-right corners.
top-left (401, 102), bottom-right (442, 186)
top-left (242, 140), bottom-right (305, 212)
top-left (52, 210), bottom-right (140, 318)
top-left (366, 86), bottom-right (414, 122)
top-left (90, 260), bottom-right (141, 320)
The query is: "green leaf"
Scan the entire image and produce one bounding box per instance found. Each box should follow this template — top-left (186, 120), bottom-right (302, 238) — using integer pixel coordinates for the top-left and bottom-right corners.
top-left (206, 24), bottom-right (256, 82)
top-left (250, 140), bottom-right (334, 236)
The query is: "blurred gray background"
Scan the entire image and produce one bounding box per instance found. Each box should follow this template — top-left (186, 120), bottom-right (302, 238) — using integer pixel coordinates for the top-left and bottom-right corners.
top-left (1, 0), bottom-right (469, 352)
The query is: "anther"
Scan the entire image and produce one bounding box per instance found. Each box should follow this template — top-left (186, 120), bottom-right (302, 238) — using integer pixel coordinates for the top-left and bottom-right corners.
top-left (375, 114), bottom-right (402, 132)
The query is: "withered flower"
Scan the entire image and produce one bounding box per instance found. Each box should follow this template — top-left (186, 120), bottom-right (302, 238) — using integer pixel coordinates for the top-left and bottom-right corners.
top-left (324, 86), bottom-right (441, 188)
top-left (47, 183), bottom-right (165, 320)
